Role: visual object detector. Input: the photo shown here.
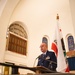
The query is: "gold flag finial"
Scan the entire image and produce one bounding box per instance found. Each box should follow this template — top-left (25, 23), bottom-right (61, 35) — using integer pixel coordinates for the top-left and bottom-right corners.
top-left (56, 14), bottom-right (59, 20)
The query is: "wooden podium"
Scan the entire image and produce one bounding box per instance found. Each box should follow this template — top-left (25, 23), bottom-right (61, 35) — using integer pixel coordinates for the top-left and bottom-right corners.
top-left (0, 62), bottom-right (75, 75)
top-left (29, 66), bottom-right (56, 74)
top-left (0, 62), bottom-right (55, 74)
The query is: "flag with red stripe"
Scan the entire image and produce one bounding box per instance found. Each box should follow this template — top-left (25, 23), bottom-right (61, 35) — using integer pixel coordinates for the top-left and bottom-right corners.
top-left (51, 14), bottom-right (69, 72)
top-left (51, 40), bottom-right (58, 56)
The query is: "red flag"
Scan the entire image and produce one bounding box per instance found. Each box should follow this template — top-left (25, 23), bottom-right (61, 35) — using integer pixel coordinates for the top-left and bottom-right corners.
top-left (51, 40), bottom-right (58, 56)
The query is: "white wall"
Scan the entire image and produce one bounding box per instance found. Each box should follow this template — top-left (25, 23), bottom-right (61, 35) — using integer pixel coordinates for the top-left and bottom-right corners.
top-left (0, 0), bottom-right (20, 73)
top-left (0, 0), bottom-right (75, 74)
top-left (69, 0), bottom-right (75, 36)
top-left (0, 0), bottom-right (20, 62)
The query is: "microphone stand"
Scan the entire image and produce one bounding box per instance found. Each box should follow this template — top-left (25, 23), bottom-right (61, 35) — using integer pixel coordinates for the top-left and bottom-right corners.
top-left (33, 58), bottom-right (38, 67)
top-left (33, 55), bottom-right (41, 67)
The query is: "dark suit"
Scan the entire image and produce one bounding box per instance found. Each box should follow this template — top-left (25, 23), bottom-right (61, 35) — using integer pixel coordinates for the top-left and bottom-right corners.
top-left (37, 50), bottom-right (57, 71)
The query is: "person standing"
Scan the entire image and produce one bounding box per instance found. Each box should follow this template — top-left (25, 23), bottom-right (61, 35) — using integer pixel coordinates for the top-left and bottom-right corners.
top-left (37, 43), bottom-right (57, 71)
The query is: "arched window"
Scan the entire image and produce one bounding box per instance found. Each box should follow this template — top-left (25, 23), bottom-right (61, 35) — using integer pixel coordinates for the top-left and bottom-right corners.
top-left (6, 23), bottom-right (28, 55)
top-left (42, 36), bottom-right (48, 45)
top-left (67, 35), bottom-right (74, 51)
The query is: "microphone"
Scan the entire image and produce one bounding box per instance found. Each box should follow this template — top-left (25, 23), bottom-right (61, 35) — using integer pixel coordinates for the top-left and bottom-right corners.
top-left (36, 55), bottom-right (42, 59)
top-left (36, 55), bottom-right (57, 64)
top-left (33, 55), bottom-right (42, 67)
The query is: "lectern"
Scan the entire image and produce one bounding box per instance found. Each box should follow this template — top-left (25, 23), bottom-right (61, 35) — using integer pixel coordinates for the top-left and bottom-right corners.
top-left (29, 66), bottom-right (56, 74)
top-left (0, 62), bottom-right (56, 74)
top-left (0, 62), bottom-right (75, 75)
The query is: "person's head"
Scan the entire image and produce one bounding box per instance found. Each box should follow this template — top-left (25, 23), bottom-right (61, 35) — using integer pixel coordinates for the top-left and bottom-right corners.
top-left (40, 43), bottom-right (48, 53)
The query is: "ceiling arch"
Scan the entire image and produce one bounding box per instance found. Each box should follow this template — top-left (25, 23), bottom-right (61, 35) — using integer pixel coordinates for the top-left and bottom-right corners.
top-left (0, 0), bottom-right (20, 22)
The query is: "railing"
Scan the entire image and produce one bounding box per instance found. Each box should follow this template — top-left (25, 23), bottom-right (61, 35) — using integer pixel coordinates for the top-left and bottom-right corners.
top-left (0, 62), bottom-right (33, 74)
top-left (0, 62), bottom-right (75, 75)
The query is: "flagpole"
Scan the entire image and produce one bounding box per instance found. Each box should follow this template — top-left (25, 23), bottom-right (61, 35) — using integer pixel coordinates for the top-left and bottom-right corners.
top-left (56, 14), bottom-right (59, 20)
top-left (56, 14), bottom-right (70, 72)
top-left (56, 14), bottom-right (60, 30)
